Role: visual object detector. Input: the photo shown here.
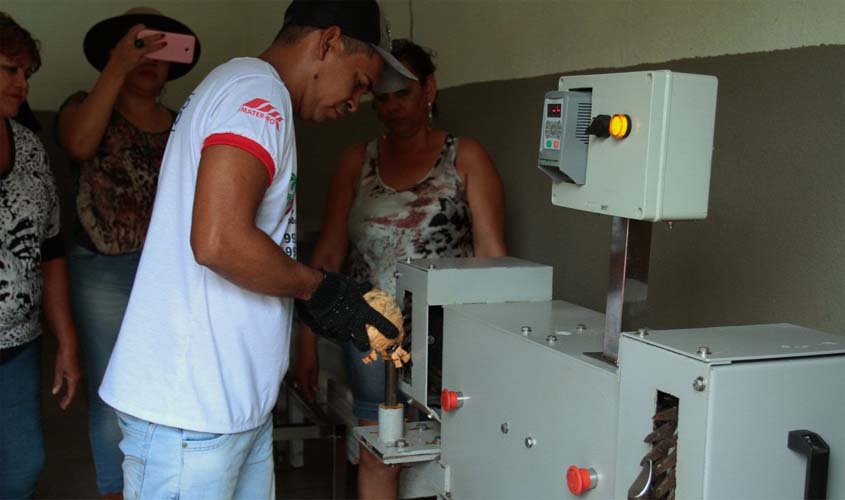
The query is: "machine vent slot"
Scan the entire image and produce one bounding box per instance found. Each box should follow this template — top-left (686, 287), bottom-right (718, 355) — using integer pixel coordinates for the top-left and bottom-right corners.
top-left (649, 391), bottom-right (679, 500)
top-left (427, 305), bottom-right (444, 408)
top-left (576, 102), bottom-right (592, 145)
top-left (630, 391), bottom-right (679, 499)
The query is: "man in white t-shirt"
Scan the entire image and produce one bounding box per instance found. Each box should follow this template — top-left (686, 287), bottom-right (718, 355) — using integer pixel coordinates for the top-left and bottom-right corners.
top-left (98, 1), bottom-right (415, 498)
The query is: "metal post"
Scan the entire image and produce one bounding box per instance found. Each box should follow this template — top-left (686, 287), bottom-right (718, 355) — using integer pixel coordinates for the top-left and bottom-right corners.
top-left (385, 360), bottom-right (398, 407)
top-left (604, 216), bottom-right (652, 363)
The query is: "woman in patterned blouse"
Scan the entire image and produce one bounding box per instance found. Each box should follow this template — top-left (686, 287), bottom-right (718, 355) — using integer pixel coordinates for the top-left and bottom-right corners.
top-left (296, 39), bottom-right (507, 500)
top-left (0, 12), bottom-right (81, 498)
top-left (56, 8), bottom-right (199, 499)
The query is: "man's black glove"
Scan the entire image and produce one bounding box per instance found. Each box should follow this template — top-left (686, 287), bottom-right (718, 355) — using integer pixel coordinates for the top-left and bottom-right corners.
top-left (297, 272), bottom-right (399, 352)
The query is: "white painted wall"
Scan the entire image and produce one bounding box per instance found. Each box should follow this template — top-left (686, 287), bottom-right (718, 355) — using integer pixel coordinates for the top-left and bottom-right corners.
top-left (6, 0), bottom-right (845, 110)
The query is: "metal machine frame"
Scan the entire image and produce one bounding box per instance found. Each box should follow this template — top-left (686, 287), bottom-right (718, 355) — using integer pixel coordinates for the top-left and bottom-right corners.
top-left (351, 71), bottom-right (843, 500)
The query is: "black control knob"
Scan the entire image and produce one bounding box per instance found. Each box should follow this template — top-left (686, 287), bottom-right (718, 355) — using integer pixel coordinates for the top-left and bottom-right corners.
top-left (586, 114), bottom-right (611, 138)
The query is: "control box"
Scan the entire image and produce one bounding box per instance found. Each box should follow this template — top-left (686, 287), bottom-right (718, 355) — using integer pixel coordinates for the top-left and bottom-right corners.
top-left (542, 70), bottom-right (718, 221)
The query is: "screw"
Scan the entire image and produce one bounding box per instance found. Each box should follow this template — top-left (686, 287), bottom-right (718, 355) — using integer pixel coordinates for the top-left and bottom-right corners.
top-left (667, 221), bottom-right (674, 230)
top-left (576, 324), bottom-right (587, 333)
top-left (638, 328), bottom-right (649, 337)
top-left (521, 326), bottom-right (532, 336)
top-left (405, 257), bottom-right (412, 263)
top-left (428, 263), bottom-right (437, 270)
top-left (697, 346), bottom-right (712, 358)
top-left (693, 376), bottom-right (706, 392)
top-left (525, 436), bottom-right (536, 448)
top-left (546, 334), bottom-right (558, 346)
top-left (500, 422), bottom-right (509, 434)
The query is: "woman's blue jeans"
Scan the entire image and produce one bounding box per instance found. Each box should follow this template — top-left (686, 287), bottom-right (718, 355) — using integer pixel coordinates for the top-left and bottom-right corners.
top-left (0, 338), bottom-right (44, 499)
top-left (69, 245), bottom-right (140, 495)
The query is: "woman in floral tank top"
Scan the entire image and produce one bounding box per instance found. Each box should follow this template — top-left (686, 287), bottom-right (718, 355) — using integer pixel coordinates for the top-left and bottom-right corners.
top-left (56, 9), bottom-right (199, 498)
top-left (296, 40), bottom-right (506, 500)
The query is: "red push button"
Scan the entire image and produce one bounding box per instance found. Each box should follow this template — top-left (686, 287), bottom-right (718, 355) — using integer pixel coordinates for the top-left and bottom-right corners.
top-left (566, 466), bottom-right (597, 496)
top-left (441, 389), bottom-right (463, 412)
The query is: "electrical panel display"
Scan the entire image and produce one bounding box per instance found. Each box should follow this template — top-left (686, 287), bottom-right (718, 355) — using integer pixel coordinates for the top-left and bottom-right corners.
top-left (538, 91), bottom-right (591, 185)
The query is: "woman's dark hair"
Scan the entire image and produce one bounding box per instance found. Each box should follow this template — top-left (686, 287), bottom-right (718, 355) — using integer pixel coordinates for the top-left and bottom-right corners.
top-left (391, 38), bottom-right (436, 81)
top-left (391, 38), bottom-right (438, 116)
top-left (0, 12), bottom-right (42, 73)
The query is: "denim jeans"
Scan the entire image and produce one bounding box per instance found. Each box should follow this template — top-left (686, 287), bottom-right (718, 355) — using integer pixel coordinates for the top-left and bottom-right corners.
top-left (0, 338), bottom-right (44, 499)
top-left (68, 245), bottom-right (141, 495)
top-left (115, 412), bottom-right (275, 500)
top-left (343, 339), bottom-right (387, 421)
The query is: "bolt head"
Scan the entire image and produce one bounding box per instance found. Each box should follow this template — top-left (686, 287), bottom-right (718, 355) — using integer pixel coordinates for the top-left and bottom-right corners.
top-left (524, 436), bottom-right (536, 448)
top-left (500, 422), bottom-right (509, 434)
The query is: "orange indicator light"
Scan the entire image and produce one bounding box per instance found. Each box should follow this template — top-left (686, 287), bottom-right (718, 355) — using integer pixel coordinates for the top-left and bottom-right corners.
top-left (609, 114), bottom-right (631, 139)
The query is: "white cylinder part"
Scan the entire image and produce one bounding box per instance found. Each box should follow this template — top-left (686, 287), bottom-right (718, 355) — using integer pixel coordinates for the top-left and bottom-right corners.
top-left (378, 404), bottom-right (404, 443)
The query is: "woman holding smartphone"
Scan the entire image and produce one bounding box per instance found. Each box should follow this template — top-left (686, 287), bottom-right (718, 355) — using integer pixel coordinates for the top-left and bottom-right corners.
top-left (57, 8), bottom-right (200, 499)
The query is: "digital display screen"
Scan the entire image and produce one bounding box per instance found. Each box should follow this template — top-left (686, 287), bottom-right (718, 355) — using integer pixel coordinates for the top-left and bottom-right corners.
top-left (547, 103), bottom-right (562, 118)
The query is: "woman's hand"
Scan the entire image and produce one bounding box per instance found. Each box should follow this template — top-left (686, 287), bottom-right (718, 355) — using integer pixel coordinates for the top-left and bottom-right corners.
top-left (103, 24), bottom-right (166, 77)
top-left (52, 342), bottom-right (81, 410)
top-left (293, 338), bottom-right (319, 402)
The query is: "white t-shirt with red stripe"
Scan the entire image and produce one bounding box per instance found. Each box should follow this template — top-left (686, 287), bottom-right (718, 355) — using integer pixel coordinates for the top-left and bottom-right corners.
top-left (100, 58), bottom-right (298, 433)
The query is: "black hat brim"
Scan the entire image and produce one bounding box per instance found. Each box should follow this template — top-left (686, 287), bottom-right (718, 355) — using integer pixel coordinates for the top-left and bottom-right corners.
top-left (83, 13), bottom-right (201, 81)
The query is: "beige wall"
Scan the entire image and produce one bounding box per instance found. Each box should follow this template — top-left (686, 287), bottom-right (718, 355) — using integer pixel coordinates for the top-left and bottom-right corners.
top-left (7, 0), bottom-right (845, 110)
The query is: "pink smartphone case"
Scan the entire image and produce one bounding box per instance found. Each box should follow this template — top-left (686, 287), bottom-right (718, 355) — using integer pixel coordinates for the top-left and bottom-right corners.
top-left (137, 29), bottom-right (196, 64)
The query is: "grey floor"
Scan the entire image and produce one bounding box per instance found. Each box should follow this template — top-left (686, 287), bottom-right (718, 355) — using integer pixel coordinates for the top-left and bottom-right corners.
top-left (33, 336), bottom-right (348, 500)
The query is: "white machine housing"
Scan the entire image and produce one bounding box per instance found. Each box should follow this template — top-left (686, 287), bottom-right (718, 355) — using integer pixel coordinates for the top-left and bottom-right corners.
top-left (437, 298), bottom-right (845, 499)
top-left (385, 261), bottom-right (845, 499)
top-left (395, 257), bottom-right (553, 419)
top-left (353, 71), bottom-right (844, 500)
top-left (617, 325), bottom-right (845, 499)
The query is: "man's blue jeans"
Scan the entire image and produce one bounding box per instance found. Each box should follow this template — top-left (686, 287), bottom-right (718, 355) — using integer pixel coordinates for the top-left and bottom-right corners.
top-left (115, 411), bottom-right (275, 499)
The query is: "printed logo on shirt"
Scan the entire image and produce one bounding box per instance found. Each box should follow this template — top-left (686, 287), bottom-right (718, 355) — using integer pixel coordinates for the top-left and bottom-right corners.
top-left (239, 98), bottom-right (284, 130)
top-left (284, 173), bottom-right (297, 216)
top-left (171, 93), bottom-right (194, 132)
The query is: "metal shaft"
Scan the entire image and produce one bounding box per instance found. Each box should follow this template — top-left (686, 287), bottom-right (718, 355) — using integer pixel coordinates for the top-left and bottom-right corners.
top-left (384, 359), bottom-right (398, 407)
top-left (604, 216), bottom-right (652, 363)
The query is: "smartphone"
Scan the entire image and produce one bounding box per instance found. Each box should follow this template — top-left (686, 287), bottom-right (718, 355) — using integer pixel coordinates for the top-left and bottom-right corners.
top-left (137, 29), bottom-right (196, 64)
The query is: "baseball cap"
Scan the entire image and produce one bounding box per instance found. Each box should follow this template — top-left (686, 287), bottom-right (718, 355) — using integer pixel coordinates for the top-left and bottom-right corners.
top-left (283, 0), bottom-right (417, 93)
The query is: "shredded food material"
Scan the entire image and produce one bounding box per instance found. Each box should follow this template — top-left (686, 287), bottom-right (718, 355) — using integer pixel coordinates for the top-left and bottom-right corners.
top-left (361, 289), bottom-right (411, 367)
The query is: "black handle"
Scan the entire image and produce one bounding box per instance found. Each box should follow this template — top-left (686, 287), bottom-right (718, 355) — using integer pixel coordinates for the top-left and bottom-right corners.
top-left (788, 429), bottom-right (829, 500)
